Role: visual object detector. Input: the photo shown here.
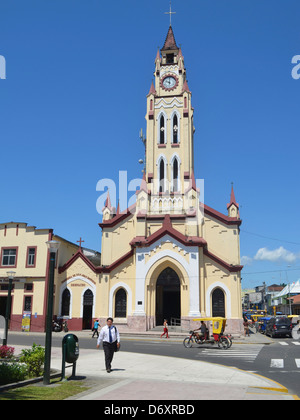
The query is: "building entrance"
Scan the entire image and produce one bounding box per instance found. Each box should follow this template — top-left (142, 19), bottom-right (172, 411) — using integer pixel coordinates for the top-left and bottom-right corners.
top-left (82, 289), bottom-right (93, 330)
top-left (156, 267), bottom-right (181, 326)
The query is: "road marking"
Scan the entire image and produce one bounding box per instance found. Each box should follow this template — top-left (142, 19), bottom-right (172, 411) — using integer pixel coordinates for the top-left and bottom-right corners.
top-left (197, 345), bottom-right (263, 362)
top-left (279, 342), bottom-right (289, 346)
top-left (295, 359), bottom-right (300, 368)
top-left (270, 359), bottom-right (284, 368)
top-left (292, 342), bottom-right (300, 346)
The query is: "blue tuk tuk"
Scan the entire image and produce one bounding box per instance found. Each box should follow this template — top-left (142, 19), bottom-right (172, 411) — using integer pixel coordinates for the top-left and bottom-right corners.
top-left (258, 317), bottom-right (271, 334)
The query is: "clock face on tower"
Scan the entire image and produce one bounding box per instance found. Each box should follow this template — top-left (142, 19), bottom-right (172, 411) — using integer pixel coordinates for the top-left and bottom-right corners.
top-left (160, 74), bottom-right (178, 91)
top-left (163, 76), bottom-right (176, 88)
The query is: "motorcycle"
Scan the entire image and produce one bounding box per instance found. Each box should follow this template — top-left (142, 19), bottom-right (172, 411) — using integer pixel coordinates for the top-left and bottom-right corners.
top-left (183, 317), bottom-right (232, 349)
top-left (52, 319), bottom-right (69, 333)
top-left (52, 319), bottom-right (62, 332)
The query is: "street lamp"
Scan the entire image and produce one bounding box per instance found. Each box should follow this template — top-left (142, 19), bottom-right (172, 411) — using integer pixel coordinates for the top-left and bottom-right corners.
top-left (3, 271), bottom-right (16, 346)
top-left (43, 240), bottom-right (60, 385)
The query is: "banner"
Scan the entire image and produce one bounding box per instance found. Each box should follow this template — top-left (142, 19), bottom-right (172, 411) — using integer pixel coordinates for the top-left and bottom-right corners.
top-left (21, 312), bottom-right (31, 332)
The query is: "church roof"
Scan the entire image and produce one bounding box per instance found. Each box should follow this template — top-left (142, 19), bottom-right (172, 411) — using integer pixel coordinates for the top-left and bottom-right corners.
top-left (161, 25), bottom-right (179, 51)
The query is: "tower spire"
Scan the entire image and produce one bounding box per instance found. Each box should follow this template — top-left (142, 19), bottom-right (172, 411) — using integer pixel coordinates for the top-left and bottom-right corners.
top-left (227, 183), bottom-right (240, 218)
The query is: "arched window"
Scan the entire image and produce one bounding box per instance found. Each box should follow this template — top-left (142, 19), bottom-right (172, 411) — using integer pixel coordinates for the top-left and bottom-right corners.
top-left (212, 288), bottom-right (225, 318)
top-left (115, 288), bottom-right (127, 318)
top-left (173, 158), bottom-right (179, 192)
top-left (173, 114), bottom-right (178, 144)
top-left (61, 288), bottom-right (70, 317)
top-left (160, 115), bottom-right (165, 144)
top-left (159, 159), bottom-right (165, 193)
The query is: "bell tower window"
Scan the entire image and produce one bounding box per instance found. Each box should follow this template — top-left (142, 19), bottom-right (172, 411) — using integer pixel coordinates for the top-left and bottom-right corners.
top-left (160, 115), bottom-right (165, 144)
top-left (173, 158), bottom-right (179, 192)
top-left (173, 114), bottom-right (178, 144)
top-left (159, 159), bottom-right (165, 193)
top-left (166, 53), bottom-right (174, 64)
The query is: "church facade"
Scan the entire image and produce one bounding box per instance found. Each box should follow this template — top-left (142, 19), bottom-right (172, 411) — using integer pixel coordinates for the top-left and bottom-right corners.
top-left (56, 26), bottom-right (244, 333)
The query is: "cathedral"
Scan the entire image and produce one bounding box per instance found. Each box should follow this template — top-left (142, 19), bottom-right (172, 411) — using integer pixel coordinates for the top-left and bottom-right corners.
top-left (56, 25), bottom-right (244, 333)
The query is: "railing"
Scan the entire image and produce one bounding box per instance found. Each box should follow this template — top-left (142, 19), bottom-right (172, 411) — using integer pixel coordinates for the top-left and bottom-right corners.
top-left (169, 317), bottom-right (184, 332)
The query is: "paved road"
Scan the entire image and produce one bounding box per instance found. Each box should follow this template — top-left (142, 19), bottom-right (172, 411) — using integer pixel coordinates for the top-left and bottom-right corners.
top-left (6, 332), bottom-right (300, 398)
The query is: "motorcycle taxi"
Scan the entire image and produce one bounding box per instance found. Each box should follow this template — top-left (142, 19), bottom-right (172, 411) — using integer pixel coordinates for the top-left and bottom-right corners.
top-left (183, 317), bottom-right (232, 349)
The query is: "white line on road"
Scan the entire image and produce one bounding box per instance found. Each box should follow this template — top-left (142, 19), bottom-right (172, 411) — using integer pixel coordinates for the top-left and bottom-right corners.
top-left (292, 342), bottom-right (300, 346)
top-left (295, 359), bottom-right (300, 368)
top-left (270, 359), bottom-right (284, 368)
top-left (278, 342), bottom-right (289, 346)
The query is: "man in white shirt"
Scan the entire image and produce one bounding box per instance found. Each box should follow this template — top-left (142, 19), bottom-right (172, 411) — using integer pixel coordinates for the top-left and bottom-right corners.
top-left (97, 317), bottom-right (120, 373)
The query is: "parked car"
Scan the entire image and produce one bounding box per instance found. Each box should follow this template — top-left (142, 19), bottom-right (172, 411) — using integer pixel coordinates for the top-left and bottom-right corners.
top-left (266, 317), bottom-right (293, 338)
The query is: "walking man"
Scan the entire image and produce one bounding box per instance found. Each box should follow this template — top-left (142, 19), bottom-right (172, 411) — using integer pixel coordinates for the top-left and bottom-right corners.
top-left (97, 317), bottom-right (120, 373)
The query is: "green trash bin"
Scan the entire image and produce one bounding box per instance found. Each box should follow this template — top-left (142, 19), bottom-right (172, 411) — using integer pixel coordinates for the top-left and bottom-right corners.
top-left (62, 334), bottom-right (79, 379)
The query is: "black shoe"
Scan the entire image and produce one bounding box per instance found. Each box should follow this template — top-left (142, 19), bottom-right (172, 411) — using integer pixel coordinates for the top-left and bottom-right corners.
top-left (107, 369), bottom-right (111, 373)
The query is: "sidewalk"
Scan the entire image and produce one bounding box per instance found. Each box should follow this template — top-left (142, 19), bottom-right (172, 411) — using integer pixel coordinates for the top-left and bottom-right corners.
top-left (11, 341), bottom-right (297, 400)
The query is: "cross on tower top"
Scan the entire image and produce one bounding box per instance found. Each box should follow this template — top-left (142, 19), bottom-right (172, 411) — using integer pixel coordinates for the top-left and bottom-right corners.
top-left (165, 0), bottom-right (176, 26)
top-left (77, 237), bottom-right (85, 250)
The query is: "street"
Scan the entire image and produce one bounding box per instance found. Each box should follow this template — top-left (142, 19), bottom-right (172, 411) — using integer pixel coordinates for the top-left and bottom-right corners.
top-left (5, 332), bottom-right (300, 399)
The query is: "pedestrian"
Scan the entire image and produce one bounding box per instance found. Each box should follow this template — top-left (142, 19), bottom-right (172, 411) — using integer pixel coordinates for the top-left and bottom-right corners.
top-left (160, 319), bottom-right (169, 339)
top-left (243, 316), bottom-right (250, 337)
top-left (92, 319), bottom-right (100, 338)
top-left (97, 317), bottom-right (120, 373)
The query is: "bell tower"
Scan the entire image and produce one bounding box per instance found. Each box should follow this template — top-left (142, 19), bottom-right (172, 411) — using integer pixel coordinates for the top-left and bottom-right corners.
top-left (143, 25), bottom-right (196, 216)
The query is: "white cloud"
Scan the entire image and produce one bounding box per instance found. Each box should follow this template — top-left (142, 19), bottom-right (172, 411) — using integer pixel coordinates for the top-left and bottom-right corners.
top-left (241, 256), bottom-right (253, 266)
top-left (254, 246), bottom-right (299, 264)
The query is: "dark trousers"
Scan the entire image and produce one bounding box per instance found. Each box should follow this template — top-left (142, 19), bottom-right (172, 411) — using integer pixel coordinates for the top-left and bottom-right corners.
top-left (92, 328), bottom-right (99, 338)
top-left (103, 342), bottom-right (115, 370)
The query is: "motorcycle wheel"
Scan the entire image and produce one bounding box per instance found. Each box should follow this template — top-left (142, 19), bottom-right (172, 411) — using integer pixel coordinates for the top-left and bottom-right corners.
top-left (218, 337), bottom-right (230, 350)
top-left (183, 337), bottom-right (193, 348)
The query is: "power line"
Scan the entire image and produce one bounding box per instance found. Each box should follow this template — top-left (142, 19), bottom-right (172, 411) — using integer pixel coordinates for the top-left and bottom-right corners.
top-left (240, 229), bottom-right (300, 246)
top-left (242, 266), bottom-right (300, 276)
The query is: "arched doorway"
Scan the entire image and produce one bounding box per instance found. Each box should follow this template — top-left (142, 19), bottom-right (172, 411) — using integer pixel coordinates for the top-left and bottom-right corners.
top-left (156, 267), bottom-right (181, 326)
top-left (212, 288), bottom-right (225, 317)
top-left (82, 289), bottom-right (94, 330)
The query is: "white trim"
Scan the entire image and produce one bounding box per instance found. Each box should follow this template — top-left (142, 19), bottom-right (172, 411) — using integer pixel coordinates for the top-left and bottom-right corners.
top-left (157, 110), bottom-right (168, 144)
top-left (81, 286), bottom-right (96, 319)
top-left (59, 276), bottom-right (96, 320)
top-left (109, 282), bottom-right (133, 318)
top-left (58, 287), bottom-right (72, 319)
top-left (205, 282), bottom-right (231, 318)
top-left (135, 235), bottom-right (201, 317)
top-left (156, 154), bottom-right (168, 193)
top-left (170, 109), bottom-right (180, 144)
top-left (170, 153), bottom-right (181, 192)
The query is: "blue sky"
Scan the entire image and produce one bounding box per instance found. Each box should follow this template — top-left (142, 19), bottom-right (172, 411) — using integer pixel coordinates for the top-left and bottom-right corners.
top-left (0, 0), bottom-right (300, 289)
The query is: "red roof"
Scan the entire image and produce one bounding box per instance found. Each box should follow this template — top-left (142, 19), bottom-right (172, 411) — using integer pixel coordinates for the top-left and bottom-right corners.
top-left (291, 294), bottom-right (300, 305)
top-left (161, 26), bottom-right (178, 51)
top-left (227, 184), bottom-right (239, 210)
top-left (130, 214), bottom-right (207, 248)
